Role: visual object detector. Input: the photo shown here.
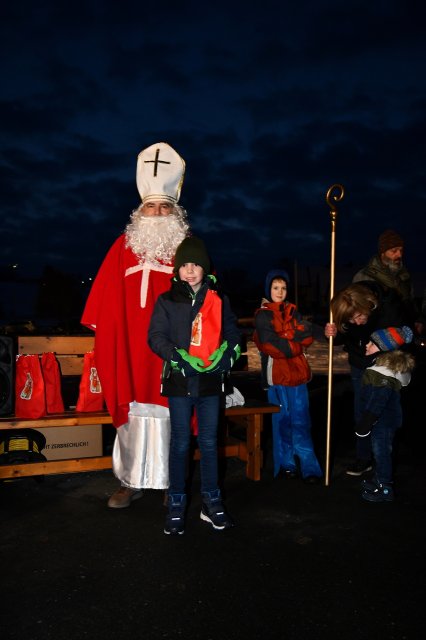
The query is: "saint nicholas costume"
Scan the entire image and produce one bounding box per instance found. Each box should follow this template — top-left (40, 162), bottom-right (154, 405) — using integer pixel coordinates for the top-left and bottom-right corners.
top-left (81, 142), bottom-right (187, 491)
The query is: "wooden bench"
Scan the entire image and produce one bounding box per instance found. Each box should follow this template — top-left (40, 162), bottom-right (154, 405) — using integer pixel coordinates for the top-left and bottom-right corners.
top-left (0, 336), bottom-right (279, 482)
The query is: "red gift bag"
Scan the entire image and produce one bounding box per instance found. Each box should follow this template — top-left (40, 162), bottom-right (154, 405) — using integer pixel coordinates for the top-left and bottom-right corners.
top-left (15, 354), bottom-right (46, 419)
top-left (41, 352), bottom-right (65, 414)
top-left (76, 351), bottom-right (105, 412)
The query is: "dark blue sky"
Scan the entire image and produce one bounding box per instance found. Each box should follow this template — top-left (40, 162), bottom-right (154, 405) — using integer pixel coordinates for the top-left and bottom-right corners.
top-left (1, 0), bottom-right (426, 296)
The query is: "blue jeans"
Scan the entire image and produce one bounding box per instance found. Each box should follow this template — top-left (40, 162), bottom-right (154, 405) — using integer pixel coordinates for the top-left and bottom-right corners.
top-left (351, 365), bottom-right (372, 461)
top-left (168, 395), bottom-right (220, 495)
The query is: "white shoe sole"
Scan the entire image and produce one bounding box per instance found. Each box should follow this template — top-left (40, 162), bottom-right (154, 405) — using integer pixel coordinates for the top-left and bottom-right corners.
top-left (164, 529), bottom-right (185, 535)
top-left (345, 466), bottom-right (373, 477)
top-left (200, 511), bottom-right (226, 530)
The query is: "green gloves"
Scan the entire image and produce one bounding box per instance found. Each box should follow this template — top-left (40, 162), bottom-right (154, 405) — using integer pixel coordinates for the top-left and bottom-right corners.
top-left (204, 341), bottom-right (241, 373)
top-left (170, 343), bottom-right (241, 376)
top-left (171, 348), bottom-right (205, 377)
top-left (203, 341), bottom-right (229, 371)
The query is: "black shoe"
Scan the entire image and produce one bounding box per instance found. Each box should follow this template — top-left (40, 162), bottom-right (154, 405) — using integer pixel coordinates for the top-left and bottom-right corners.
top-left (303, 475), bottom-right (321, 485)
top-left (346, 460), bottom-right (373, 477)
top-left (362, 483), bottom-right (394, 503)
top-left (284, 469), bottom-right (298, 479)
top-left (361, 476), bottom-right (379, 493)
top-left (275, 469), bottom-right (298, 480)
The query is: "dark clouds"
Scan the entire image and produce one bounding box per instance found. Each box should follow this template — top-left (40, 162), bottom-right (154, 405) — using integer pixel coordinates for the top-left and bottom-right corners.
top-left (1, 0), bottom-right (426, 298)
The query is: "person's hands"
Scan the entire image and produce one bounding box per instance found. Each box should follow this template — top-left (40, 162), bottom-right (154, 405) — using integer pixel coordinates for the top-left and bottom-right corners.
top-left (204, 341), bottom-right (241, 373)
top-left (171, 348), bottom-right (205, 377)
top-left (324, 323), bottom-right (337, 338)
top-left (204, 341), bottom-right (228, 370)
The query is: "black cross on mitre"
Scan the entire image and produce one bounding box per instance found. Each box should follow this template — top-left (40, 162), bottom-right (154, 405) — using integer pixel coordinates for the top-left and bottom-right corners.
top-left (144, 148), bottom-right (171, 177)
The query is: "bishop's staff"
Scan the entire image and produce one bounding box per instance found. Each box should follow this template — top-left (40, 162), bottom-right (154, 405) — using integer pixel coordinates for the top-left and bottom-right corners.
top-left (324, 184), bottom-right (345, 486)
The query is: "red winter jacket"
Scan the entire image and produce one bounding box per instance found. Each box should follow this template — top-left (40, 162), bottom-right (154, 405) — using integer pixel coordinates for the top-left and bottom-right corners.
top-left (253, 300), bottom-right (313, 387)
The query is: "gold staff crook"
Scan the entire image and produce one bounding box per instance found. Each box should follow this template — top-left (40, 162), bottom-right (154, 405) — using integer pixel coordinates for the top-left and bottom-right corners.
top-left (325, 183), bottom-right (345, 486)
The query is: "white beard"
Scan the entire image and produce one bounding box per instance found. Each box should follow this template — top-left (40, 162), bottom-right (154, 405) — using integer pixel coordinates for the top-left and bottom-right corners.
top-left (125, 206), bottom-right (190, 266)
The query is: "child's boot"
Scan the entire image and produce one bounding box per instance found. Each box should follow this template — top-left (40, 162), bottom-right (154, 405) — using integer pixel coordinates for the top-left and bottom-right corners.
top-left (164, 493), bottom-right (186, 535)
top-left (361, 474), bottom-right (380, 493)
top-left (200, 489), bottom-right (234, 530)
top-left (362, 480), bottom-right (394, 503)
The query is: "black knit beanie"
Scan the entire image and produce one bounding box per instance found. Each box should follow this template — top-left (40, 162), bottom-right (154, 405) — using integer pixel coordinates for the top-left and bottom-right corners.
top-left (173, 236), bottom-right (211, 273)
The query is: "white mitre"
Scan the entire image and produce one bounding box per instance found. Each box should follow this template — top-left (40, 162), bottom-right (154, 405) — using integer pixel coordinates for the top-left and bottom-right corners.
top-left (136, 142), bottom-right (186, 204)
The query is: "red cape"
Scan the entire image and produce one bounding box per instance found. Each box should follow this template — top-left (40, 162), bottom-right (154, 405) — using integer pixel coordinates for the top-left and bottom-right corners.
top-left (81, 235), bottom-right (172, 427)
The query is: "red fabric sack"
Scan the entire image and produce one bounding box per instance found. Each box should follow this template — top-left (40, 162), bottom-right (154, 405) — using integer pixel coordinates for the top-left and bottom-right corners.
top-left (76, 351), bottom-right (105, 412)
top-left (41, 352), bottom-right (65, 413)
top-left (15, 354), bottom-right (46, 419)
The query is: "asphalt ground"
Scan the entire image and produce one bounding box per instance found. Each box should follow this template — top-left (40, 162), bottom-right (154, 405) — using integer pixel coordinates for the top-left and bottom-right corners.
top-left (1, 372), bottom-right (425, 640)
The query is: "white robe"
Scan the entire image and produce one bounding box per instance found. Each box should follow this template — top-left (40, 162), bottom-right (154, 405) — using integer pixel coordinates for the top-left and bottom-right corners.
top-left (112, 402), bottom-right (170, 489)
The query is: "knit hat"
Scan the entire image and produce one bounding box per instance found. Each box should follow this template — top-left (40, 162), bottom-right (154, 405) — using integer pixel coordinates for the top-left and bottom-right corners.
top-left (370, 326), bottom-right (413, 351)
top-left (264, 269), bottom-right (290, 300)
top-left (136, 142), bottom-right (185, 204)
top-left (378, 229), bottom-right (404, 255)
top-left (174, 236), bottom-right (211, 273)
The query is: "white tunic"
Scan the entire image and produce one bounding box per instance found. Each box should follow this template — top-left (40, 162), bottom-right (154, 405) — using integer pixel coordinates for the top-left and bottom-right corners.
top-left (112, 402), bottom-right (170, 489)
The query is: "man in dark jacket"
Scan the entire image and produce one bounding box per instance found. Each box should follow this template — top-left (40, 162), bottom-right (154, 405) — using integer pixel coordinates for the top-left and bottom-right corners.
top-left (353, 229), bottom-right (418, 330)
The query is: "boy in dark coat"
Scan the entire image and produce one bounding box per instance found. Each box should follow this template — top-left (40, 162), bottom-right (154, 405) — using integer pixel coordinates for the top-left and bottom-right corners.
top-left (148, 236), bottom-right (241, 535)
top-left (356, 326), bottom-right (415, 502)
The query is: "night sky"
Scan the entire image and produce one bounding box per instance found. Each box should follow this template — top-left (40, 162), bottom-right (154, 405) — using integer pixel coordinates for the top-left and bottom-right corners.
top-left (2, 0), bottom-right (426, 307)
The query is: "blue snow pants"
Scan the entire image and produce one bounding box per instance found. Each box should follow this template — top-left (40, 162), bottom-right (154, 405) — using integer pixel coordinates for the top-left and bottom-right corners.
top-left (267, 384), bottom-right (322, 479)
